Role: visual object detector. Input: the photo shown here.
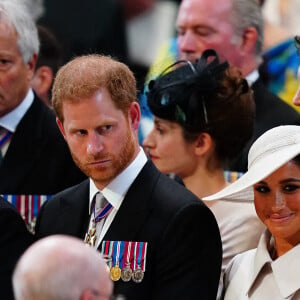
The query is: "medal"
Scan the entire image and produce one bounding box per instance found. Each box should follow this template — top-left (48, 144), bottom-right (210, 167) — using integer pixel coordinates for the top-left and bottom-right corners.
top-left (110, 265), bottom-right (122, 281)
top-left (121, 264), bottom-right (133, 282)
top-left (132, 266), bottom-right (144, 283)
top-left (132, 241), bottom-right (148, 283)
top-left (110, 241), bottom-right (122, 281)
top-left (121, 241), bottom-right (133, 282)
top-left (84, 223), bottom-right (97, 246)
top-left (85, 194), bottom-right (113, 248)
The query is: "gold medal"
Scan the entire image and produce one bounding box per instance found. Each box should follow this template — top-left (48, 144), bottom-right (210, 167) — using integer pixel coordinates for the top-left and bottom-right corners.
top-left (110, 265), bottom-right (121, 281)
top-left (121, 264), bottom-right (132, 282)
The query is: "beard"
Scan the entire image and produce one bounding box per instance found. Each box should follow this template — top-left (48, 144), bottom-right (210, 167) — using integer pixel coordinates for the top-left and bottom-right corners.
top-left (70, 128), bottom-right (137, 189)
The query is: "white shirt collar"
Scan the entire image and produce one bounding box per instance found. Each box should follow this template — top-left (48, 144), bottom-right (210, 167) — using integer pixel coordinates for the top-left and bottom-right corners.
top-left (89, 147), bottom-right (147, 213)
top-left (246, 69), bottom-right (259, 87)
top-left (0, 89), bottom-right (34, 132)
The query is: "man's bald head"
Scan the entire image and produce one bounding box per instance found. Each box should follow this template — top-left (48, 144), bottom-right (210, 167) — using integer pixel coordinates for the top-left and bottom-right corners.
top-left (13, 235), bottom-right (113, 300)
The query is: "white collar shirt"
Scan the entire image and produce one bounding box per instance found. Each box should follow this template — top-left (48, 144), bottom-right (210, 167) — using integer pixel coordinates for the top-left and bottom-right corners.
top-left (87, 147), bottom-right (147, 248)
top-left (246, 69), bottom-right (259, 87)
top-left (0, 89), bottom-right (34, 132)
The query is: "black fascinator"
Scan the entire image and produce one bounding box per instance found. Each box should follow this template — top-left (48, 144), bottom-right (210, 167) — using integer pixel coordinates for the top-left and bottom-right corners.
top-left (147, 49), bottom-right (229, 131)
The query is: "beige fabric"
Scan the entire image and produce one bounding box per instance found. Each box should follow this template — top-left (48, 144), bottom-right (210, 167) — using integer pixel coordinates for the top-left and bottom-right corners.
top-left (205, 198), bottom-right (265, 299)
top-left (224, 229), bottom-right (300, 299)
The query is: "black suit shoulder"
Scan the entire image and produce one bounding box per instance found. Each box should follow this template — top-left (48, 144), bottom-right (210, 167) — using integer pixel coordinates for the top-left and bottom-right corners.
top-left (253, 79), bottom-right (300, 132)
top-left (112, 162), bottom-right (222, 300)
top-left (0, 96), bottom-right (86, 195)
top-left (0, 198), bottom-right (33, 300)
top-left (35, 179), bottom-right (90, 239)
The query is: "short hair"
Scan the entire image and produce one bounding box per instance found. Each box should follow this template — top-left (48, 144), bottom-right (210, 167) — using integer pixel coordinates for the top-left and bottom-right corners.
top-left (231, 0), bottom-right (264, 62)
top-left (21, 0), bottom-right (45, 21)
top-left (0, 1), bottom-right (39, 63)
top-left (52, 54), bottom-right (137, 122)
top-left (36, 25), bottom-right (63, 76)
top-left (147, 49), bottom-right (255, 168)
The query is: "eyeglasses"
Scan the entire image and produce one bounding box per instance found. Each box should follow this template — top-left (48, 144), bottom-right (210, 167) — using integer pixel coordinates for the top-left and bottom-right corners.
top-left (295, 36), bottom-right (300, 55)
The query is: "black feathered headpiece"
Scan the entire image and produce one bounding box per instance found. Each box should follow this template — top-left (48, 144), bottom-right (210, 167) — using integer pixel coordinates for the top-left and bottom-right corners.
top-left (146, 49), bottom-right (229, 132)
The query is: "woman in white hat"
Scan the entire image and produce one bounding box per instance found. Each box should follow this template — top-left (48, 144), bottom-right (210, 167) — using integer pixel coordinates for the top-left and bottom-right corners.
top-left (204, 125), bottom-right (300, 299)
top-left (143, 49), bottom-right (265, 297)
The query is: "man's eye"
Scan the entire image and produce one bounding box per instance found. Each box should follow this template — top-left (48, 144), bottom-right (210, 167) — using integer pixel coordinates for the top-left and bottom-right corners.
top-left (176, 28), bottom-right (186, 36)
top-left (195, 29), bottom-right (212, 37)
top-left (104, 125), bottom-right (112, 130)
top-left (102, 125), bottom-right (112, 132)
top-left (77, 130), bottom-right (87, 136)
top-left (0, 59), bottom-right (10, 66)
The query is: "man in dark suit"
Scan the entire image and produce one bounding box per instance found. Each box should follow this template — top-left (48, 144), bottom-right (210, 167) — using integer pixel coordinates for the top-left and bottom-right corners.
top-left (0, 196), bottom-right (33, 300)
top-left (140, 0), bottom-right (300, 172)
top-left (0, 1), bottom-right (86, 195)
top-left (35, 54), bottom-right (222, 300)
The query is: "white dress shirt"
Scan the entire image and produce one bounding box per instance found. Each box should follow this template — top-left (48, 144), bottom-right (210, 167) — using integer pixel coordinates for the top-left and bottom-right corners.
top-left (0, 89), bottom-right (34, 132)
top-left (87, 148), bottom-right (148, 248)
top-left (0, 89), bottom-right (34, 156)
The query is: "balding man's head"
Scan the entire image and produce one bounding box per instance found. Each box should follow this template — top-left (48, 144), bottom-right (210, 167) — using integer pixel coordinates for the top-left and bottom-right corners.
top-left (13, 235), bottom-right (113, 300)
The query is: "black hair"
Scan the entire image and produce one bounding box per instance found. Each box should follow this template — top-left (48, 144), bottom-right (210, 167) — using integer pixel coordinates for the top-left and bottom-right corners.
top-left (293, 154), bottom-right (300, 167)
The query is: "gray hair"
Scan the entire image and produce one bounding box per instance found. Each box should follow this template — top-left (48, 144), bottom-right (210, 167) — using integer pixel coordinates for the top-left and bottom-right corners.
top-left (20, 0), bottom-right (45, 21)
top-left (231, 0), bottom-right (264, 63)
top-left (0, 0), bottom-right (39, 63)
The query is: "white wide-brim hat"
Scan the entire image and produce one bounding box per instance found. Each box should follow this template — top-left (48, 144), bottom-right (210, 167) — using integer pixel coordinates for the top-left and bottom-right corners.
top-left (203, 125), bottom-right (300, 202)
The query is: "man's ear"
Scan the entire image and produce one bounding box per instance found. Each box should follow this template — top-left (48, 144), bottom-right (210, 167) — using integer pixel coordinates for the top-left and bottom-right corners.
top-left (194, 132), bottom-right (213, 157)
top-left (128, 101), bottom-right (141, 131)
top-left (240, 26), bottom-right (258, 55)
top-left (31, 66), bottom-right (54, 105)
top-left (56, 118), bottom-right (66, 139)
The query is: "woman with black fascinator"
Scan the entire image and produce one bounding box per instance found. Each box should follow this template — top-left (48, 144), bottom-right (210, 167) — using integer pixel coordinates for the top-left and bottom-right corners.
top-left (143, 49), bottom-right (265, 298)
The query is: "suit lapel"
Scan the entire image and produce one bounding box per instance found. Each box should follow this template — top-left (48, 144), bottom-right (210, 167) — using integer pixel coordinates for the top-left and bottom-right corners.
top-left (0, 97), bottom-right (45, 191)
top-left (103, 161), bottom-right (159, 242)
top-left (56, 180), bottom-right (90, 238)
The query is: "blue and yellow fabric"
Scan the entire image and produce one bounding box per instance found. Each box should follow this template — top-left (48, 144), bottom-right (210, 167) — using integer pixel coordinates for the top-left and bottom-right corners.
top-left (261, 38), bottom-right (300, 112)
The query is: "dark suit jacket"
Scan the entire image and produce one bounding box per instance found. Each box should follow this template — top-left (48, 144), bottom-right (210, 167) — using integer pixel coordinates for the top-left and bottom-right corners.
top-left (35, 161), bottom-right (222, 300)
top-left (0, 197), bottom-right (33, 300)
top-left (230, 78), bottom-right (300, 172)
top-left (0, 95), bottom-right (86, 195)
